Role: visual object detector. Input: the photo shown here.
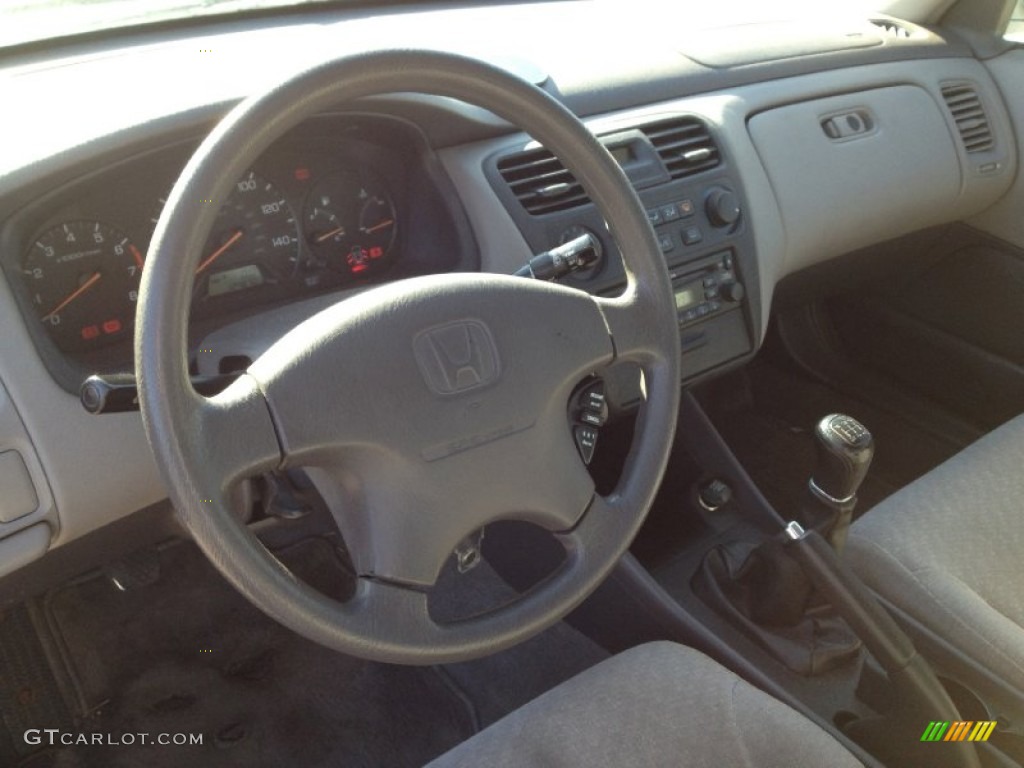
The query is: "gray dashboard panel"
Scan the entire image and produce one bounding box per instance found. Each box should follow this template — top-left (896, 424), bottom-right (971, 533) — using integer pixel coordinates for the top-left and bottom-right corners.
top-left (446, 59), bottom-right (1014, 342)
top-left (0, 271), bottom-right (164, 550)
top-left (749, 85), bottom-right (962, 274)
top-left (0, 376), bottom-right (56, 540)
top-left (969, 48), bottom-right (1024, 247)
top-left (0, 10), bottom-right (1015, 574)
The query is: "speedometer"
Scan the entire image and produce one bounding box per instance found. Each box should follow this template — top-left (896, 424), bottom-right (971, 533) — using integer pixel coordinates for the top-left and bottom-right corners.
top-left (194, 171), bottom-right (299, 300)
top-left (23, 221), bottom-right (143, 352)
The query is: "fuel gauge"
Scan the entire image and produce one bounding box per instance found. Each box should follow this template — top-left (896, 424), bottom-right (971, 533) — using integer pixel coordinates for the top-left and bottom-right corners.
top-left (302, 169), bottom-right (397, 280)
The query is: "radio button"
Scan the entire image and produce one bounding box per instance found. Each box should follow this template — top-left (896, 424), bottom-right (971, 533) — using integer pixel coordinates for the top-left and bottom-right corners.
top-left (682, 226), bottom-right (704, 246)
top-left (661, 204), bottom-right (680, 222)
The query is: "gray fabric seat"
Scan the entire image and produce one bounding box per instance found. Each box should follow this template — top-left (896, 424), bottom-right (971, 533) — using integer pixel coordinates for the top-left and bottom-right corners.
top-left (427, 641), bottom-right (862, 767)
top-left (848, 413), bottom-right (1024, 693)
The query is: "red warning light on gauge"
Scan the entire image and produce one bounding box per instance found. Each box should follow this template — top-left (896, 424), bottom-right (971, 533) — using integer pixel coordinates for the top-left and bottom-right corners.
top-left (347, 246), bottom-right (370, 274)
top-left (294, 167), bottom-right (311, 181)
top-left (102, 318), bottom-right (122, 335)
top-left (81, 325), bottom-right (100, 340)
top-left (369, 246), bottom-right (384, 260)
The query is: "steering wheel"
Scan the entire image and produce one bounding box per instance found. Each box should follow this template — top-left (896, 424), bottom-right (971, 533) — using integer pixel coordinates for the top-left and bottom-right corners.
top-left (136, 50), bottom-right (681, 665)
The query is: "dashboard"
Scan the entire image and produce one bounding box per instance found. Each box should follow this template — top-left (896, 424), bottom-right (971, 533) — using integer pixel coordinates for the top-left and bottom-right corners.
top-left (0, 0), bottom-right (1021, 576)
top-left (1, 114), bottom-right (475, 388)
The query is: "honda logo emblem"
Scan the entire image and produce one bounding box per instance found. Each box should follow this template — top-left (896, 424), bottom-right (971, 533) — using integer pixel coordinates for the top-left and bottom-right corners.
top-left (413, 320), bottom-right (500, 395)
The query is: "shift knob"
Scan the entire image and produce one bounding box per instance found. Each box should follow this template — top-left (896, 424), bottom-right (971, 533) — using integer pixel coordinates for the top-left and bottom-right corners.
top-left (810, 414), bottom-right (874, 506)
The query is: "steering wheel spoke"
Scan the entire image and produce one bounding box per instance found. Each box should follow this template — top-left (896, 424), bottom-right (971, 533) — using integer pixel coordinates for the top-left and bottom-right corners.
top-left (303, 402), bottom-right (601, 589)
top-left (595, 288), bottom-right (676, 369)
top-left (556, 494), bottom-right (635, 569)
top-left (195, 374), bottom-right (282, 493)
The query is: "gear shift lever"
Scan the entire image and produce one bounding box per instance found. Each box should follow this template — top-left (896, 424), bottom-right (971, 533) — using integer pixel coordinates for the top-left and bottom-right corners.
top-left (696, 412), bottom-right (872, 674)
top-left (804, 414), bottom-right (874, 553)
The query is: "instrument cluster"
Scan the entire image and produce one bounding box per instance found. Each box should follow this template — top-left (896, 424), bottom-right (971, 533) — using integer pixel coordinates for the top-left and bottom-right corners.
top-left (7, 116), bottom-right (459, 367)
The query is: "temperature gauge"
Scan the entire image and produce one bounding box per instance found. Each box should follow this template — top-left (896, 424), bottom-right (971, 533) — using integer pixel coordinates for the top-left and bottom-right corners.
top-left (302, 169), bottom-right (397, 280)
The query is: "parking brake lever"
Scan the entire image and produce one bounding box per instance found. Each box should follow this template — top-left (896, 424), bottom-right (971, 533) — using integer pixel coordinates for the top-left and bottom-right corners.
top-left (786, 521), bottom-right (980, 768)
top-left (80, 372), bottom-right (240, 414)
top-left (514, 233), bottom-right (599, 281)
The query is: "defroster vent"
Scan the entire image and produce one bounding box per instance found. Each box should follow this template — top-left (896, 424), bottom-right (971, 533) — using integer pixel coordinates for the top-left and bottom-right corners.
top-left (941, 82), bottom-right (994, 154)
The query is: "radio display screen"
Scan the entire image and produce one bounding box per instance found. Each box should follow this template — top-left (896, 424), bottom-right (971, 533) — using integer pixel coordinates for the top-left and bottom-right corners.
top-left (674, 285), bottom-right (701, 310)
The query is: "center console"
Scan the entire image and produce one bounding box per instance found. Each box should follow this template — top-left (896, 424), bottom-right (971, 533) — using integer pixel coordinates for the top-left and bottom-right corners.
top-left (485, 114), bottom-right (758, 385)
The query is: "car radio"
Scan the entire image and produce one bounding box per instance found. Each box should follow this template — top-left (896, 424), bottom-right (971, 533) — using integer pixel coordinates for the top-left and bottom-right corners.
top-left (668, 250), bottom-right (744, 329)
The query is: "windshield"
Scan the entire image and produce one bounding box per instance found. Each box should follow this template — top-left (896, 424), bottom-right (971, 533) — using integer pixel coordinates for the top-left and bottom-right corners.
top-left (0, 0), bottom-right (940, 51)
top-left (1, 0), bottom-right (340, 49)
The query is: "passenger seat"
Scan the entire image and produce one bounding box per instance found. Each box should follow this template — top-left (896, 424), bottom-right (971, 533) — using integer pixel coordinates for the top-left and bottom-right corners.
top-left (847, 414), bottom-right (1024, 693)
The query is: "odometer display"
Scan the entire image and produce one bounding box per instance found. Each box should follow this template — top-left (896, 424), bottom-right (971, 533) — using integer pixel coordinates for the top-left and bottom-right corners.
top-left (207, 264), bottom-right (264, 297)
top-left (23, 221), bottom-right (143, 352)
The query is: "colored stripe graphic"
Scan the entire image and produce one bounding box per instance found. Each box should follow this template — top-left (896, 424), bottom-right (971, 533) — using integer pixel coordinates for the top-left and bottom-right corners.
top-left (970, 722), bottom-right (998, 742)
top-left (921, 722), bottom-right (949, 741)
top-left (921, 721), bottom-right (996, 742)
top-left (945, 722), bottom-right (971, 741)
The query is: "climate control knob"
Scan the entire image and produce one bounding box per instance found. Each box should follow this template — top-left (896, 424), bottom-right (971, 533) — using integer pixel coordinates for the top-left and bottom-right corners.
top-left (706, 187), bottom-right (741, 228)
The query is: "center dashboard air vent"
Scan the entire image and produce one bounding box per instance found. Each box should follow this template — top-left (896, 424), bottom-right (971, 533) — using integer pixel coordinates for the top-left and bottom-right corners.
top-left (639, 117), bottom-right (720, 180)
top-left (496, 116), bottom-right (720, 216)
top-left (941, 82), bottom-right (994, 153)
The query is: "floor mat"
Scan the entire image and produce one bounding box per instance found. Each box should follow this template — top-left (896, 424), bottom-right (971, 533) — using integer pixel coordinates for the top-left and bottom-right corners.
top-left (33, 537), bottom-right (473, 768)
top-left (432, 557), bottom-right (610, 729)
top-left (18, 534), bottom-right (613, 768)
top-left (700, 361), bottom-right (964, 519)
top-left (0, 604), bottom-right (74, 765)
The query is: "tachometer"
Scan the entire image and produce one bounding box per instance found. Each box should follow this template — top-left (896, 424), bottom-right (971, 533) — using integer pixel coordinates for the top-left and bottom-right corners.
top-left (194, 171), bottom-right (299, 300)
top-left (23, 221), bottom-right (143, 352)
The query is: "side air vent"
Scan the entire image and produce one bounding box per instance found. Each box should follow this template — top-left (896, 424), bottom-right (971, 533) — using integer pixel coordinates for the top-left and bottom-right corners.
top-left (941, 82), bottom-right (994, 153)
top-left (870, 19), bottom-right (913, 39)
top-left (640, 118), bottom-right (720, 180)
top-left (496, 148), bottom-right (587, 215)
